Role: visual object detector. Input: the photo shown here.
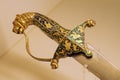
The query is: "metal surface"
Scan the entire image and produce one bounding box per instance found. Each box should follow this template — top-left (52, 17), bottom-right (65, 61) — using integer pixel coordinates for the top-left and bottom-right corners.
top-left (12, 12), bottom-right (95, 69)
top-left (74, 44), bottom-right (120, 80)
top-left (12, 12), bottom-right (120, 80)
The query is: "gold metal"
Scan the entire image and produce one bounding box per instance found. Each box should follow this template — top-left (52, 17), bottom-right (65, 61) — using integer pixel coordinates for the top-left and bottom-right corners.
top-left (12, 12), bottom-right (96, 69)
top-left (13, 12), bottom-right (35, 34)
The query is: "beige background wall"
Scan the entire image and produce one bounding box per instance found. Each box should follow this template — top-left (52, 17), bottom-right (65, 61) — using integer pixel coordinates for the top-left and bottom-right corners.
top-left (0, 0), bottom-right (120, 80)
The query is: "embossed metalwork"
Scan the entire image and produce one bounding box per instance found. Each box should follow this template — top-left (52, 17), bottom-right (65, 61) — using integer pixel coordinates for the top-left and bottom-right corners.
top-left (12, 12), bottom-right (96, 69)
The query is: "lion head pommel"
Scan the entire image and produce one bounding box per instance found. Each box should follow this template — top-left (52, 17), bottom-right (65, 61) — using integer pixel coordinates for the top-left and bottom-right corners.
top-left (12, 12), bottom-right (35, 34)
